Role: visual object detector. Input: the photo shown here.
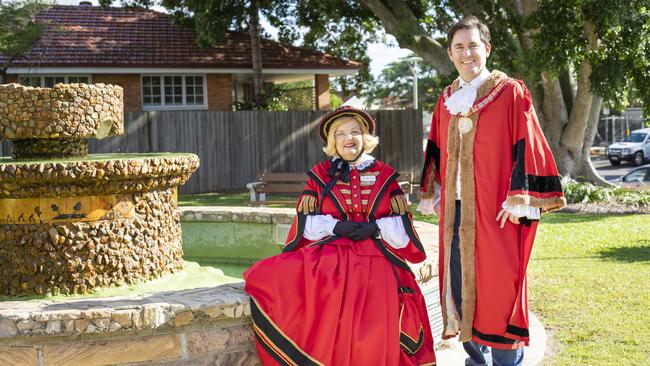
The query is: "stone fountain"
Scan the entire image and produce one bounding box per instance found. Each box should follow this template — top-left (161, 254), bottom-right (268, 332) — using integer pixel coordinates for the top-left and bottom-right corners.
top-left (0, 83), bottom-right (199, 296)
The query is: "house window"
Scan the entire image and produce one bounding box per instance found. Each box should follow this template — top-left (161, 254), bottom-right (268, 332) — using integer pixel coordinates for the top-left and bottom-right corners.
top-left (19, 76), bottom-right (41, 87)
top-left (142, 75), bottom-right (207, 110)
top-left (18, 75), bottom-right (90, 87)
top-left (185, 76), bottom-right (204, 105)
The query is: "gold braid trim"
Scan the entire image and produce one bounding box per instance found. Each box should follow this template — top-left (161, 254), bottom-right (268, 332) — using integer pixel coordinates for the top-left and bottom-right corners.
top-left (390, 194), bottom-right (410, 215)
top-left (297, 194), bottom-right (318, 214)
top-left (505, 195), bottom-right (567, 213)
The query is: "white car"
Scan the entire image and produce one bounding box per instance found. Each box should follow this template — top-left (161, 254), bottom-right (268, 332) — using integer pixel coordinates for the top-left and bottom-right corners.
top-left (606, 127), bottom-right (650, 166)
top-left (609, 165), bottom-right (650, 190)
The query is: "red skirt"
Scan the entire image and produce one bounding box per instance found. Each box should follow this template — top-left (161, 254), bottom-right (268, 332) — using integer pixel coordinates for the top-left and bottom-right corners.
top-left (244, 242), bottom-right (436, 366)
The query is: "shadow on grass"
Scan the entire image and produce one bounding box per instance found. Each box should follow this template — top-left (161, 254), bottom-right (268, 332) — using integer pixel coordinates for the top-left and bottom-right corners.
top-left (597, 241), bottom-right (650, 263)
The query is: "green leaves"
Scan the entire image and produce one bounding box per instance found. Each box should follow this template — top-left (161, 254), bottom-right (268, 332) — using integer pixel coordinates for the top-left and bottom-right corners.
top-left (0, 0), bottom-right (49, 79)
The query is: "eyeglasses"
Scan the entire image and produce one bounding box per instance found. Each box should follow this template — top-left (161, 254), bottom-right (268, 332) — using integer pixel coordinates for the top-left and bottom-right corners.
top-left (334, 130), bottom-right (363, 139)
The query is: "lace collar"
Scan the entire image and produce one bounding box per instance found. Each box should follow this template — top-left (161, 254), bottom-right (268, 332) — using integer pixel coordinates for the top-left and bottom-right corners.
top-left (331, 153), bottom-right (376, 171)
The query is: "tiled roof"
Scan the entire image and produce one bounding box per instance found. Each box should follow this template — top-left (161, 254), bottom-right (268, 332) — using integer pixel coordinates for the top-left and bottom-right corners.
top-left (3, 5), bottom-right (361, 70)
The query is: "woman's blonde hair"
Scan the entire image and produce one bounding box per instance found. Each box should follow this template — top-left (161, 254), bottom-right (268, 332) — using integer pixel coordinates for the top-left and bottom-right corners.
top-left (322, 116), bottom-right (379, 157)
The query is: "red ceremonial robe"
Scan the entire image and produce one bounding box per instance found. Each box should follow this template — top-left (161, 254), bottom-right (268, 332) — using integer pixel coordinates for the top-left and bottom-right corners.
top-left (419, 71), bottom-right (566, 350)
top-left (244, 159), bottom-right (436, 365)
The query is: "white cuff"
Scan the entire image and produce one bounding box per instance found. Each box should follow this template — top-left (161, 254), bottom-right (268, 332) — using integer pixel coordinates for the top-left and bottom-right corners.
top-left (417, 184), bottom-right (441, 215)
top-left (376, 216), bottom-right (409, 249)
top-left (501, 201), bottom-right (540, 220)
top-left (304, 214), bottom-right (338, 241)
top-left (417, 198), bottom-right (436, 214)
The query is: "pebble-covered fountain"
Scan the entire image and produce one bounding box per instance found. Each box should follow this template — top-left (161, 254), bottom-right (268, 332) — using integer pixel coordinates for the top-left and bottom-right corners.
top-left (0, 83), bottom-right (199, 296)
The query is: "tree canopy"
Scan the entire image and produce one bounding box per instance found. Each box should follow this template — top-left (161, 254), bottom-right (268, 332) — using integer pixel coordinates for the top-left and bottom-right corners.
top-left (92, 0), bottom-right (650, 182)
top-left (0, 0), bottom-right (48, 83)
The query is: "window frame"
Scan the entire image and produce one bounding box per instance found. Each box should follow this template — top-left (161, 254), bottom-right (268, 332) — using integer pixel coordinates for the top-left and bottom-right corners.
top-left (18, 75), bottom-right (92, 87)
top-left (141, 74), bottom-right (208, 111)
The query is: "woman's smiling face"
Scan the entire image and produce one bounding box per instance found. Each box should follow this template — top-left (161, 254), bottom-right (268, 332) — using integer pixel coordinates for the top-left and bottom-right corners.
top-left (333, 117), bottom-right (364, 161)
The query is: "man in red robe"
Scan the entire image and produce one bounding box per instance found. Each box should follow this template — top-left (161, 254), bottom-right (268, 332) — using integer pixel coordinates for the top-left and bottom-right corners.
top-left (418, 16), bottom-right (566, 366)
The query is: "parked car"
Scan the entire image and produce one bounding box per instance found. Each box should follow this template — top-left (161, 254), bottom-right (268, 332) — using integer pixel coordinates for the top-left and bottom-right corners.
top-left (606, 127), bottom-right (650, 166)
top-left (608, 164), bottom-right (650, 190)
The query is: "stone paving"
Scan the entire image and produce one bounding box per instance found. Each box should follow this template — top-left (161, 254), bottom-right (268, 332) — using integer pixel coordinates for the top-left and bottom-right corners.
top-left (0, 283), bottom-right (251, 338)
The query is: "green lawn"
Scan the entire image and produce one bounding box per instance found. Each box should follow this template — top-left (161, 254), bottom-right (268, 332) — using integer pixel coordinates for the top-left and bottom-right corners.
top-left (530, 213), bottom-right (650, 365)
top-left (178, 191), bottom-right (296, 208)
top-left (179, 194), bottom-right (649, 364)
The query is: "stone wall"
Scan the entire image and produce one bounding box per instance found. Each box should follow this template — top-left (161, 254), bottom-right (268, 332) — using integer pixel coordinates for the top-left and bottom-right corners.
top-left (0, 283), bottom-right (260, 366)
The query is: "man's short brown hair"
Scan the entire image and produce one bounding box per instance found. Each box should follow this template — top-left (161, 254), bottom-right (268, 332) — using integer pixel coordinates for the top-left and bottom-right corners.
top-left (447, 15), bottom-right (491, 48)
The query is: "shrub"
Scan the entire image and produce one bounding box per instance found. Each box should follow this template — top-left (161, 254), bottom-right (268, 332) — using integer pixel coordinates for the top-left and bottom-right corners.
top-left (561, 178), bottom-right (650, 206)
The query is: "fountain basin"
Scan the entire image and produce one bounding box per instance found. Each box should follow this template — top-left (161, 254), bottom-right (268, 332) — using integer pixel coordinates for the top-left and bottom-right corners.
top-left (0, 153), bottom-right (199, 296)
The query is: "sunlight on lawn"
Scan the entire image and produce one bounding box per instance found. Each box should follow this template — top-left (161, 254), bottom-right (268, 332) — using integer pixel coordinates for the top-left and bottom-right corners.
top-left (530, 213), bottom-right (650, 365)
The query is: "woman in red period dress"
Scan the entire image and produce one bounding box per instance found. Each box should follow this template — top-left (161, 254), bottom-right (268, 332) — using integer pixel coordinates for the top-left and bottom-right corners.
top-left (244, 106), bottom-right (436, 366)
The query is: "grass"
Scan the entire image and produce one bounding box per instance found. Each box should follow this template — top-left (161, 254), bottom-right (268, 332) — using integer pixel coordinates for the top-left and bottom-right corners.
top-left (179, 193), bottom-right (649, 364)
top-left (178, 191), bottom-right (296, 208)
top-left (530, 213), bottom-right (650, 365)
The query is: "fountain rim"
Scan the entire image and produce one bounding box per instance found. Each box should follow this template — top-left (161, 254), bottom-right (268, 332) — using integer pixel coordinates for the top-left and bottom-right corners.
top-left (0, 152), bottom-right (198, 165)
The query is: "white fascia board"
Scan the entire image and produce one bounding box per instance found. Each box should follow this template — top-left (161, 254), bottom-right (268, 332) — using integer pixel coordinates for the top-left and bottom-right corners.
top-left (7, 67), bottom-right (358, 77)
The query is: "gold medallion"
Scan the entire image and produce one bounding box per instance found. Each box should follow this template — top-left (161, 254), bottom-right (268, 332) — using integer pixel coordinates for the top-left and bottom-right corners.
top-left (458, 116), bottom-right (473, 134)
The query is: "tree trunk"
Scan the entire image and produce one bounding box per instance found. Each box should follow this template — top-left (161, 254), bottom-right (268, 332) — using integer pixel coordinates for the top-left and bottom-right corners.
top-left (359, 0), bottom-right (455, 75)
top-left (0, 69), bottom-right (6, 84)
top-left (573, 96), bottom-right (611, 185)
top-left (249, 0), bottom-right (265, 106)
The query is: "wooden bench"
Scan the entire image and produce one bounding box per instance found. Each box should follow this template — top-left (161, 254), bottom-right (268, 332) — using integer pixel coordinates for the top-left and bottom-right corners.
top-left (246, 173), bottom-right (309, 203)
top-left (247, 171), bottom-right (416, 204)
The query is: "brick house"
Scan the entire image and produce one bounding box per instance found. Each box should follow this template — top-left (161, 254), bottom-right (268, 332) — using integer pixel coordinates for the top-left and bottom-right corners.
top-left (2, 4), bottom-right (361, 112)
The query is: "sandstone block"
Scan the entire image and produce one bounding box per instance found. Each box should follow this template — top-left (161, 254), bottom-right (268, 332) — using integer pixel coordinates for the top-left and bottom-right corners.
top-left (43, 334), bottom-right (181, 366)
top-left (0, 319), bottom-right (18, 337)
top-left (111, 309), bottom-right (135, 327)
top-left (186, 328), bottom-right (229, 354)
top-left (0, 347), bottom-right (39, 366)
top-left (173, 311), bottom-right (194, 327)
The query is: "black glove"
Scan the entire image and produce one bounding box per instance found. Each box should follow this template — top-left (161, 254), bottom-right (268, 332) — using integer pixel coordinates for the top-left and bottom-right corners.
top-left (348, 222), bottom-right (380, 241)
top-left (333, 221), bottom-right (360, 237)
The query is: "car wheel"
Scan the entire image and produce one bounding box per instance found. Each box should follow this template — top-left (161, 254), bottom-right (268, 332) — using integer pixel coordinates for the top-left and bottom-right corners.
top-left (609, 158), bottom-right (621, 166)
top-left (633, 151), bottom-right (644, 166)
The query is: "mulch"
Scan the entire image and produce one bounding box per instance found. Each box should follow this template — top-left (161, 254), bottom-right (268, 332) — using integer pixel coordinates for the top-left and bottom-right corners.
top-left (558, 203), bottom-right (650, 215)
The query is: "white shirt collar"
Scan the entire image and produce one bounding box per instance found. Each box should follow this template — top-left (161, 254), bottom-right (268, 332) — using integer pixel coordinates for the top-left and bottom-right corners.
top-left (444, 69), bottom-right (491, 116)
top-left (459, 68), bottom-right (491, 90)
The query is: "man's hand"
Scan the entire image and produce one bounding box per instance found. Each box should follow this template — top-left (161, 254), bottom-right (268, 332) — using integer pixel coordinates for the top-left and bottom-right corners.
top-left (333, 221), bottom-right (359, 237)
top-left (496, 208), bottom-right (520, 229)
top-left (348, 222), bottom-right (379, 241)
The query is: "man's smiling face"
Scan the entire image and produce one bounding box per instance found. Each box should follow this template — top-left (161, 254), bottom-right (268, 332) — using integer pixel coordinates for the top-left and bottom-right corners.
top-left (447, 27), bottom-right (491, 82)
